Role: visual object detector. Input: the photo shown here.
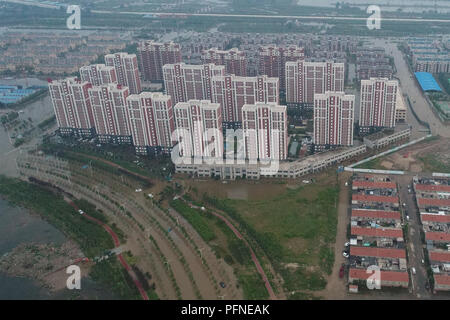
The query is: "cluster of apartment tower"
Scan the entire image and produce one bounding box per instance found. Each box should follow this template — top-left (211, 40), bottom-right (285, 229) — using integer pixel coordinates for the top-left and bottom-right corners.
top-left (50, 40), bottom-right (400, 163)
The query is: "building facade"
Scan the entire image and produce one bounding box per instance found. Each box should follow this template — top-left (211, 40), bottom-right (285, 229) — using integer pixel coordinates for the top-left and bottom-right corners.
top-left (163, 63), bottom-right (225, 105)
top-left (201, 47), bottom-right (247, 76)
top-left (137, 41), bottom-right (182, 82)
top-left (212, 74), bottom-right (279, 128)
top-left (285, 60), bottom-right (345, 105)
top-left (242, 102), bottom-right (288, 161)
top-left (48, 77), bottom-right (95, 137)
top-left (359, 77), bottom-right (398, 133)
top-left (88, 83), bottom-right (131, 144)
top-left (105, 52), bottom-right (141, 94)
top-left (258, 45), bottom-right (304, 90)
top-left (126, 92), bottom-right (175, 155)
top-left (79, 64), bottom-right (117, 86)
top-left (313, 91), bottom-right (355, 147)
top-left (173, 100), bottom-right (223, 161)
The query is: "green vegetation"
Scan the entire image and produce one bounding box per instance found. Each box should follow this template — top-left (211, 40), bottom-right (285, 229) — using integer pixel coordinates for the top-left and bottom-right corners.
top-left (202, 173), bottom-right (340, 297)
top-left (90, 258), bottom-right (141, 300)
top-left (169, 199), bottom-right (216, 242)
top-left (418, 153), bottom-right (450, 173)
top-left (355, 157), bottom-right (383, 170)
top-left (0, 175), bottom-right (114, 258)
top-left (237, 273), bottom-right (269, 300)
top-left (37, 115), bottom-right (56, 130)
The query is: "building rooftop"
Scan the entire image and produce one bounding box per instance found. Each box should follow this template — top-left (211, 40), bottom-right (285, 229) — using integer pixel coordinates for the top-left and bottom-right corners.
top-left (352, 194), bottom-right (398, 204)
top-left (414, 72), bottom-right (442, 92)
top-left (352, 209), bottom-right (401, 220)
top-left (421, 214), bottom-right (450, 223)
top-left (352, 180), bottom-right (397, 190)
top-left (425, 232), bottom-right (450, 242)
top-left (418, 198), bottom-right (450, 207)
top-left (434, 275), bottom-right (450, 286)
top-left (350, 246), bottom-right (406, 259)
top-left (415, 184), bottom-right (450, 193)
top-left (351, 227), bottom-right (403, 238)
top-left (349, 268), bottom-right (409, 283)
top-left (429, 251), bottom-right (450, 263)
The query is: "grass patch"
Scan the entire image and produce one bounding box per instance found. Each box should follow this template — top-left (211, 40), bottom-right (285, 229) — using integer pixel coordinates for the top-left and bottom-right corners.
top-left (0, 175), bottom-right (114, 258)
top-left (89, 257), bottom-right (141, 300)
top-left (169, 199), bottom-right (216, 242)
top-left (237, 273), bottom-right (269, 300)
top-left (418, 153), bottom-right (450, 173)
top-left (202, 172), bottom-right (339, 295)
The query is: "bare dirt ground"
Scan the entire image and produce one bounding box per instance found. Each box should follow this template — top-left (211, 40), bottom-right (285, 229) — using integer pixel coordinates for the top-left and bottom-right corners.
top-left (317, 172), bottom-right (350, 299)
top-left (0, 241), bottom-right (86, 291)
top-left (373, 137), bottom-right (450, 173)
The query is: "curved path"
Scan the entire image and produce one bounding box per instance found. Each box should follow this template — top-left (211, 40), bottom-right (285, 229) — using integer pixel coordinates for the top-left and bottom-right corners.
top-left (67, 200), bottom-right (149, 300)
top-left (185, 201), bottom-right (277, 300)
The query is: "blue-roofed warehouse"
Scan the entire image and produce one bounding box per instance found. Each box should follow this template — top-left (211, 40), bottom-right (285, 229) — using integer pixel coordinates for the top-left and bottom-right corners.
top-left (414, 72), bottom-right (442, 92)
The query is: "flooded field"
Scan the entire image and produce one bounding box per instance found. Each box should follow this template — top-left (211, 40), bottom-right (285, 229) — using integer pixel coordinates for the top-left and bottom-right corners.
top-left (183, 178), bottom-right (298, 201)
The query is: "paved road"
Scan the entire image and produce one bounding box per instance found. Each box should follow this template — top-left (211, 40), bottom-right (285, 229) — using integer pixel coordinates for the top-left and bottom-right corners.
top-left (371, 39), bottom-right (450, 138)
top-left (90, 9), bottom-right (450, 23)
top-left (397, 175), bottom-right (431, 299)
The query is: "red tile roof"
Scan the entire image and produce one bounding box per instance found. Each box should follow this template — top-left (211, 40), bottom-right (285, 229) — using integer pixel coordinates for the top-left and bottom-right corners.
top-left (349, 268), bottom-right (409, 283)
top-left (352, 209), bottom-right (401, 220)
top-left (429, 251), bottom-right (450, 263)
top-left (425, 232), bottom-right (450, 242)
top-left (418, 198), bottom-right (450, 207)
top-left (415, 184), bottom-right (450, 193)
top-left (353, 180), bottom-right (397, 189)
top-left (434, 275), bottom-right (450, 286)
top-left (352, 194), bottom-right (399, 204)
top-left (351, 226), bottom-right (403, 238)
top-left (421, 214), bottom-right (450, 223)
top-left (350, 246), bottom-right (406, 259)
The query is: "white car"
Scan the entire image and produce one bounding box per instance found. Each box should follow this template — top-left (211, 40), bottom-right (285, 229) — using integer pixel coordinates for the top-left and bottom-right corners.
top-left (344, 242), bottom-right (350, 247)
top-left (411, 267), bottom-right (416, 275)
top-left (406, 215), bottom-right (410, 221)
top-left (343, 252), bottom-right (349, 258)
top-left (78, 209), bottom-right (84, 215)
top-left (135, 188), bottom-right (142, 193)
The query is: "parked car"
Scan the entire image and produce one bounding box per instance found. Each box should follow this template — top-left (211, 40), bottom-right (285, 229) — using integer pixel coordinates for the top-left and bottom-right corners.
top-left (219, 282), bottom-right (226, 288)
top-left (343, 251), bottom-right (349, 258)
top-left (78, 209), bottom-right (84, 215)
top-left (344, 242), bottom-right (350, 247)
top-left (339, 265), bottom-right (345, 278)
top-left (411, 267), bottom-right (416, 275)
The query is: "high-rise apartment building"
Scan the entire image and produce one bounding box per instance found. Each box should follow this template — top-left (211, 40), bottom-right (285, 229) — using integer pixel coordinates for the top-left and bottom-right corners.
top-left (285, 60), bottom-right (345, 105)
top-left (48, 77), bottom-right (94, 137)
top-left (211, 74), bottom-right (279, 128)
top-left (88, 83), bottom-right (131, 144)
top-left (79, 64), bottom-right (117, 86)
top-left (163, 63), bottom-right (225, 105)
top-left (173, 100), bottom-right (223, 161)
top-left (126, 92), bottom-right (175, 155)
top-left (201, 48), bottom-right (247, 76)
top-left (258, 45), bottom-right (305, 90)
top-left (359, 77), bottom-right (398, 133)
top-left (137, 41), bottom-right (182, 82)
top-left (313, 91), bottom-right (355, 148)
top-left (242, 102), bottom-right (288, 161)
top-left (105, 52), bottom-right (141, 94)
